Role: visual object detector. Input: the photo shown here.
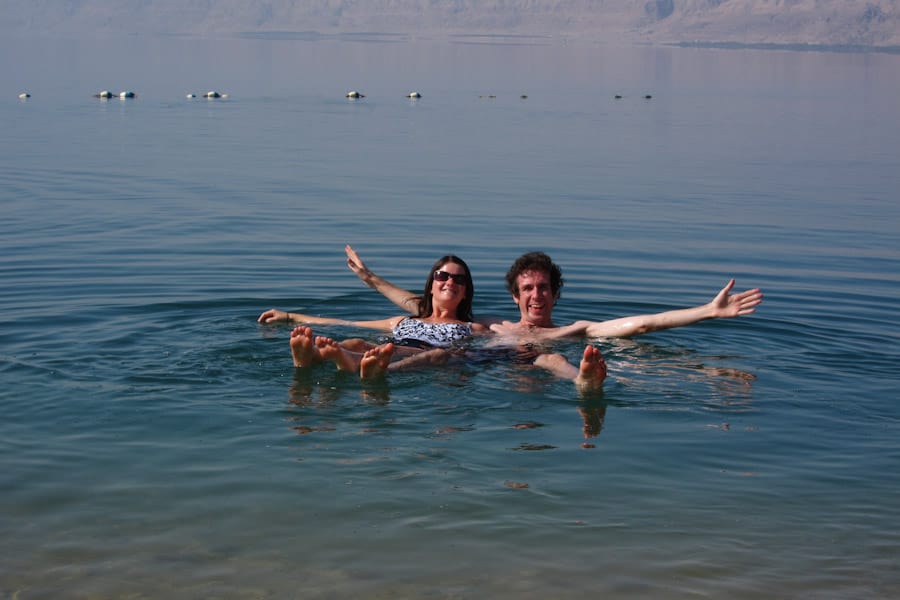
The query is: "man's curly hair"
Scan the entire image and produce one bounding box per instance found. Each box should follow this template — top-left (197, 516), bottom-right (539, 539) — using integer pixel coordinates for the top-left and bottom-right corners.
top-left (504, 252), bottom-right (564, 302)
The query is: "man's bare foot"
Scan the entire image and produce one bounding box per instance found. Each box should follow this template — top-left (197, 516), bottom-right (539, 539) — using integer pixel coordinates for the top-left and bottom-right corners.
top-left (290, 326), bottom-right (322, 367)
top-left (316, 336), bottom-right (360, 372)
top-left (574, 345), bottom-right (607, 390)
top-left (360, 343), bottom-right (395, 379)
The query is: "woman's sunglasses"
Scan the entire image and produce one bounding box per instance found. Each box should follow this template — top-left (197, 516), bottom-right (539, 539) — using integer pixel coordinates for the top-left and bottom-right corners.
top-left (433, 270), bottom-right (469, 285)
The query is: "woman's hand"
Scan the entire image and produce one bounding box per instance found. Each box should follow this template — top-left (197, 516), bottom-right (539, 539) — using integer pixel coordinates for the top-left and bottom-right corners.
top-left (258, 308), bottom-right (291, 324)
top-left (345, 244), bottom-right (375, 287)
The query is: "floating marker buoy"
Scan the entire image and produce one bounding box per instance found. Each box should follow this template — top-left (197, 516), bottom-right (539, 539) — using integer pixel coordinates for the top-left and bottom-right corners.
top-left (407, 92), bottom-right (421, 99)
top-left (346, 90), bottom-right (364, 99)
top-left (119, 91), bottom-right (135, 99)
top-left (644, 94), bottom-right (652, 99)
top-left (186, 93), bottom-right (197, 99)
top-left (204, 91), bottom-right (222, 99)
top-left (19, 92), bottom-right (30, 99)
top-left (94, 90), bottom-right (113, 99)
top-left (614, 94), bottom-right (623, 99)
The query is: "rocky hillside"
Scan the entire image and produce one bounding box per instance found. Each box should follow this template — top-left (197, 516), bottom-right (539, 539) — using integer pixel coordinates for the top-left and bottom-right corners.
top-left (3, 0), bottom-right (899, 47)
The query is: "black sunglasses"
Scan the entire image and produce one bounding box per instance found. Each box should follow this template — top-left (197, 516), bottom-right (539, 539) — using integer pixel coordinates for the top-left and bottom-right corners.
top-left (433, 270), bottom-right (469, 285)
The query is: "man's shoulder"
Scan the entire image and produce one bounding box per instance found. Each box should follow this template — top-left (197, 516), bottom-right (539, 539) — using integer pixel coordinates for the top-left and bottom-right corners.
top-left (476, 315), bottom-right (507, 328)
top-left (487, 320), bottom-right (585, 341)
top-left (487, 319), bottom-right (521, 333)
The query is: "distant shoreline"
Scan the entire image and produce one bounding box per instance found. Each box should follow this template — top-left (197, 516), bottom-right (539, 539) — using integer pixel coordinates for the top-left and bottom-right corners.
top-left (5, 28), bottom-right (898, 54)
top-left (672, 40), bottom-right (900, 55)
top-left (4, 26), bottom-right (899, 53)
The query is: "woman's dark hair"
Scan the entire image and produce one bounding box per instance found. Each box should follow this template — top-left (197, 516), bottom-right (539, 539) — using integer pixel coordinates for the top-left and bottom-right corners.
top-left (504, 251), bottom-right (564, 303)
top-left (418, 255), bottom-right (475, 322)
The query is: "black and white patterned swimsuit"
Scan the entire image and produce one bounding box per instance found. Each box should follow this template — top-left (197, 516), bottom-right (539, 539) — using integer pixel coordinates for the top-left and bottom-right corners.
top-left (392, 318), bottom-right (473, 349)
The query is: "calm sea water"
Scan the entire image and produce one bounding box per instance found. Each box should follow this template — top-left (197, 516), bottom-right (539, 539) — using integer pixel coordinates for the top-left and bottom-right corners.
top-left (2, 34), bottom-right (899, 598)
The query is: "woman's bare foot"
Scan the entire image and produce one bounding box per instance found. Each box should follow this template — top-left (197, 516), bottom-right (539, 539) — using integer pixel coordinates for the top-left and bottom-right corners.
top-left (316, 336), bottom-right (360, 372)
top-left (360, 343), bottom-right (395, 379)
top-left (290, 326), bottom-right (322, 367)
top-left (574, 345), bottom-right (607, 390)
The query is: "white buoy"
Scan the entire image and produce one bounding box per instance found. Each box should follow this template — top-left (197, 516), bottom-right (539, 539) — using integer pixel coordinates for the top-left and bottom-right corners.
top-left (204, 91), bottom-right (222, 99)
top-left (119, 91), bottom-right (135, 99)
top-left (346, 90), bottom-right (364, 99)
top-left (186, 93), bottom-right (197, 99)
top-left (95, 90), bottom-right (113, 99)
top-left (19, 92), bottom-right (30, 99)
top-left (407, 92), bottom-right (421, 99)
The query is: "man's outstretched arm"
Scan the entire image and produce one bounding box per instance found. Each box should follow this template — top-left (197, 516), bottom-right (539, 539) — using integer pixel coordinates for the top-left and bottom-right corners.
top-left (345, 245), bottom-right (421, 315)
top-left (580, 279), bottom-right (763, 338)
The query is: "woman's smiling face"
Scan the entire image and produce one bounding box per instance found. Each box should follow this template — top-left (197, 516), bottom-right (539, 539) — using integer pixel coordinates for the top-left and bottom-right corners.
top-left (431, 261), bottom-right (468, 305)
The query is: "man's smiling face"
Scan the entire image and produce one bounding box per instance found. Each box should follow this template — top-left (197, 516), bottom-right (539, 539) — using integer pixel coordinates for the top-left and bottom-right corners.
top-left (513, 269), bottom-right (557, 327)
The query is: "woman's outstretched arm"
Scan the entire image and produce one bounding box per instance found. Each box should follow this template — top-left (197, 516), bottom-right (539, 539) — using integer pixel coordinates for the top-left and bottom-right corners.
top-left (257, 307), bottom-right (402, 332)
top-left (345, 245), bottom-right (421, 315)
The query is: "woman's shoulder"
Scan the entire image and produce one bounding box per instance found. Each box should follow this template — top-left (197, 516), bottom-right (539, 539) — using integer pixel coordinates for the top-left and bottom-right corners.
top-left (388, 315), bottom-right (412, 328)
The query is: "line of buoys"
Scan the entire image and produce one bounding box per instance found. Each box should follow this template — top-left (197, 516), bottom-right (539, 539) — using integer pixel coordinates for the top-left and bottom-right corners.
top-left (183, 91), bottom-right (229, 99)
top-left (19, 89), bottom-right (651, 103)
top-left (92, 90), bottom-right (137, 99)
top-left (17, 89), bottom-right (229, 101)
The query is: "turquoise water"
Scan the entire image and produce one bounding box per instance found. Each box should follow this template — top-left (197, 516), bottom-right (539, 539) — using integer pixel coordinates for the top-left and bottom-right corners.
top-left (2, 36), bottom-right (900, 598)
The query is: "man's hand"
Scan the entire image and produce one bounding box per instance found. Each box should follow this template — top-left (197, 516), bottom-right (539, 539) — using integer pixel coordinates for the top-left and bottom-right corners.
top-left (710, 279), bottom-right (763, 318)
